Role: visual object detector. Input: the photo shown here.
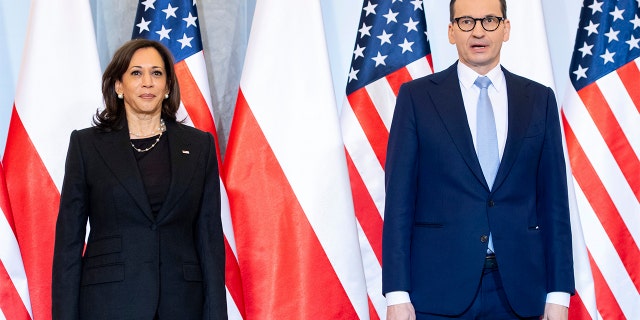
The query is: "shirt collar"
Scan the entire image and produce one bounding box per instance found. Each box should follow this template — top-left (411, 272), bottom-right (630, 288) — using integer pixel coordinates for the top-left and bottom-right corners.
top-left (457, 62), bottom-right (505, 92)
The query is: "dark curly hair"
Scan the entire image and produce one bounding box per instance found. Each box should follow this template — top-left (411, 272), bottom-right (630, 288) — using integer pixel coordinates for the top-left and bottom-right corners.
top-left (94, 39), bottom-right (180, 131)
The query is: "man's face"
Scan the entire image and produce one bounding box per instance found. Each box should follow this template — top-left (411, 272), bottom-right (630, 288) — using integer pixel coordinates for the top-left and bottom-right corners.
top-left (448, 0), bottom-right (510, 75)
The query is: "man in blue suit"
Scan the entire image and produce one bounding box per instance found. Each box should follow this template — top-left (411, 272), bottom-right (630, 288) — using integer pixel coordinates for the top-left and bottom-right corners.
top-left (382, 0), bottom-right (574, 319)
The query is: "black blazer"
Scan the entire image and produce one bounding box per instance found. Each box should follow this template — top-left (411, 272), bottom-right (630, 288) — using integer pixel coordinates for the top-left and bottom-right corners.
top-left (382, 62), bottom-right (574, 317)
top-left (52, 120), bottom-right (227, 319)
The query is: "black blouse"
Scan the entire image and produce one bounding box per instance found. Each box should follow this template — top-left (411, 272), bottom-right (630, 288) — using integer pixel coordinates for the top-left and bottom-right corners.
top-left (131, 134), bottom-right (171, 217)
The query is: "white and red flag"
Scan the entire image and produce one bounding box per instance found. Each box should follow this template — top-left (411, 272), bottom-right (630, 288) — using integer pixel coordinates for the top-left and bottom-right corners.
top-left (0, 164), bottom-right (31, 320)
top-left (340, 1), bottom-right (432, 318)
top-left (131, 0), bottom-right (245, 317)
top-left (2, 0), bottom-right (102, 319)
top-left (223, 0), bottom-right (369, 318)
top-left (562, 0), bottom-right (640, 319)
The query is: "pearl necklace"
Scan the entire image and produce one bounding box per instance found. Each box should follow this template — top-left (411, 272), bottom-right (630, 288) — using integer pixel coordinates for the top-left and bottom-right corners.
top-left (130, 119), bottom-right (166, 153)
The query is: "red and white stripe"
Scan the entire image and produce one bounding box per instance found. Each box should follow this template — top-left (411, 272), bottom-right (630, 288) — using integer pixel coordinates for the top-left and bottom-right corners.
top-left (564, 164), bottom-right (598, 320)
top-left (171, 51), bottom-right (246, 320)
top-left (0, 165), bottom-right (32, 320)
top-left (2, 1), bottom-right (102, 319)
top-left (340, 57), bottom-right (433, 320)
top-left (562, 57), bottom-right (640, 320)
top-left (223, 0), bottom-right (369, 318)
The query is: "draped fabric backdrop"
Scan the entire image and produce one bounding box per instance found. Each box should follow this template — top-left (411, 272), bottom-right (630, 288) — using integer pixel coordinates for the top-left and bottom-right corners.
top-left (0, 0), bottom-right (582, 157)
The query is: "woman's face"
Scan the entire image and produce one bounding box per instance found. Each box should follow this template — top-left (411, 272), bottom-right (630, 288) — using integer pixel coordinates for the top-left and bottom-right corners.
top-left (115, 47), bottom-right (169, 118)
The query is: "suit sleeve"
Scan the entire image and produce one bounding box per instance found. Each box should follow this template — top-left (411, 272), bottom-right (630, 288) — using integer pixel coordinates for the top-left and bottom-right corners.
top-left (537, 87), bottom-right (575, 295)
top-left (197, 133), bottom-right (228, 319)
top-left (382, 83), bottom-right (419, 295)
top-left (52, 130), bottom-right (89, 320)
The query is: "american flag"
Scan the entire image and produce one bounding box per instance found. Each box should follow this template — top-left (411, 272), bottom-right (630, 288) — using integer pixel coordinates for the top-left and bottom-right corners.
top-left (132, 1), bottom-right (245, 318)
top-left (562, 0), bottom-right (640, 319)
top-left (340, 1), bottom-right (432, 318)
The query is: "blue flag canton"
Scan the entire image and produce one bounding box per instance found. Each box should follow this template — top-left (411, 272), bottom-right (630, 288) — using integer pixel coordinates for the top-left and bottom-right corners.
top-left (346, 0), bottom-right (431, 95)
top-left (132, 0), bottom-right (203, 63)
top-left (570, 0), bottom-right (640, 90)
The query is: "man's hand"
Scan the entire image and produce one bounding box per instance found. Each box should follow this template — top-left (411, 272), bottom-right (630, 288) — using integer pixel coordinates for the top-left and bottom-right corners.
top-left (387, 302), bottom-right (416, 320)
top-left (540, 303), bottom-right (568, 320)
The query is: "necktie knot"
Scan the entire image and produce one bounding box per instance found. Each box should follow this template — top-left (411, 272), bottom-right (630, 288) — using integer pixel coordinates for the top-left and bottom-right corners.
top-left (474, 76), bottom-right (492, 90)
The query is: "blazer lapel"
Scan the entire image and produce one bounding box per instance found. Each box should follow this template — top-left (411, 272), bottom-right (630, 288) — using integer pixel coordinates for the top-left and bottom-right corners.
top-left (155, 122), bottom-right (201, 222)
top-left (431, 63), bottom-right (488, 189)
top-left (492, 68), bottom-right (534, 191)
top-left (94, 126), bottom-right (154, 221)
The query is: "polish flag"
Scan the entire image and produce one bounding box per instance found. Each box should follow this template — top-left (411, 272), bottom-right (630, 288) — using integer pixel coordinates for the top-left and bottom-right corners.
top-left (2, 0), bottom-right (102, 318)
top-left (223, 0), bottom-right (369, 318)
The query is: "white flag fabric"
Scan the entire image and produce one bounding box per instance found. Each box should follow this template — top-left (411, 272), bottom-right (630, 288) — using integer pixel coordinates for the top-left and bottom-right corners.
top-left (2, 0), bottom-right (102, 318)
top-left (501, 0), bottom-right (556, 89)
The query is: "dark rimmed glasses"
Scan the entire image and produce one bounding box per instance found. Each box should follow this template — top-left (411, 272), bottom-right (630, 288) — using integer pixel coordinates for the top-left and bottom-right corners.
top-left (453, 16), bottom-right (504, 32)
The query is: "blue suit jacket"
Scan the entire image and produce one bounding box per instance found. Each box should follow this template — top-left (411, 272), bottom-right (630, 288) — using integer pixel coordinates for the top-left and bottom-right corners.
top-left (382, 62), bottom-right (574, 317)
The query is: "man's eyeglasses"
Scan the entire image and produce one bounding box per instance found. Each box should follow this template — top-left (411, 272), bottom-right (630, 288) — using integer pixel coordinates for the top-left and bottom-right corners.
top-left (453, 16), bottom-right (504, 32)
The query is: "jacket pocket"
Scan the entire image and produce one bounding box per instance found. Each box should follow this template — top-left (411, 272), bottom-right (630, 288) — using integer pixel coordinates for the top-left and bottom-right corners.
top-left (81, 263), bottom-right (124, 286)
top-left (183, 263), bottom-right (203, 282)
top-left (84, 236), bottom-right (122, 268)
top-left (85, 235), bottom-right (121, 257)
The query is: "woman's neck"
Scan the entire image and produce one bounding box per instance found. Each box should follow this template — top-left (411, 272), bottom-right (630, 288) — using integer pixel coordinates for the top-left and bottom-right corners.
top-left (128, 115), bottom-right (165, 138)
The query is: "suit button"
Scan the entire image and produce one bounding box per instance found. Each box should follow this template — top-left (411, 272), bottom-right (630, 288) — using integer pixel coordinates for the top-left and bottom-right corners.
top-left (480, 235), bottom-right (489, 243)
top-left (150, 224), bottom-right (157, 230)
top-left (488, 200), bottom-right (495, 207)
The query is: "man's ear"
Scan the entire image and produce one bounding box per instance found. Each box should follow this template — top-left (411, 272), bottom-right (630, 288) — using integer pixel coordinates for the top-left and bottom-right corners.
top-left (502, 19), bottom-right (511, 42)
top-left (448, 23), bottom-right (456, 45)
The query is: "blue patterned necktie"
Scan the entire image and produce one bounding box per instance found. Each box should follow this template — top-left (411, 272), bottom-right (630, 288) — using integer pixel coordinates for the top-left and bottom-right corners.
top-left (474, 76), bottom-right (500, 190)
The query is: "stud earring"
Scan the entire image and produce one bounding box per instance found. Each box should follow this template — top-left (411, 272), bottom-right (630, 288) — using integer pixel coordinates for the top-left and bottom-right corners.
top-left (117, 93), bottom-right (124, 99)
top-left (164, 93), bottom-right (169, 99)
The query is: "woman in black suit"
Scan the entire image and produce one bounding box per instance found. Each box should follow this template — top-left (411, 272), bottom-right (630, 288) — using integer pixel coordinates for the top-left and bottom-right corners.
top-left (52, 39), bottom-right (227, 319)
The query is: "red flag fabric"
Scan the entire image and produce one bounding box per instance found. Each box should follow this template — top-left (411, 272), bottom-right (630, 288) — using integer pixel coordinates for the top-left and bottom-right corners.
top-left (562, 0), bottom-right (640, 319)
top-left (223, 0), bottom-right (369, 318)
top-left (2, 0), bottom-right (103, 319)
top-left (0, 164), bottom-right (32, 320)
top-left (340, 1), bottom-right (433, 318)
top-left (131, 1), bottom-right (245, 317)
